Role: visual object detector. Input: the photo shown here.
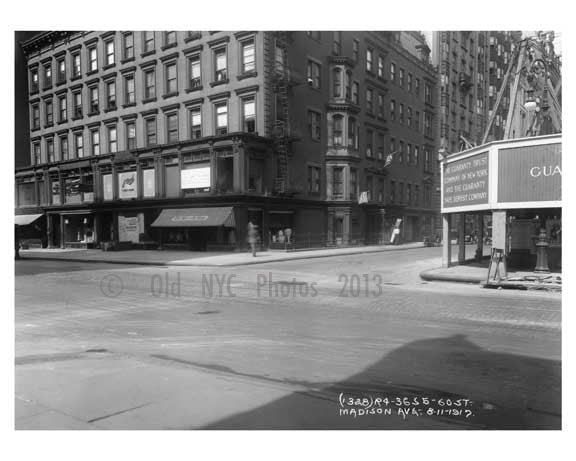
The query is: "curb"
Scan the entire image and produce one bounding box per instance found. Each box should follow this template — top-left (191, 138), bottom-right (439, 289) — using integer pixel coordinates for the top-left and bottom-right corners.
top-left (419, 270), bottom-right (484, 285)
top-left (20, 244), bottom-right (426, 267)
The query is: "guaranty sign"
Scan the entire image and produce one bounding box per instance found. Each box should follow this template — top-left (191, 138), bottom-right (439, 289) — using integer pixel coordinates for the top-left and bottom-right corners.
top-left (443, 152), bottom-right (489, 208)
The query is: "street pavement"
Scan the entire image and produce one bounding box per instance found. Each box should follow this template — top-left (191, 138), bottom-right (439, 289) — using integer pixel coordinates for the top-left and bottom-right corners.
top-left (15, 247), bottom-right (561, 429)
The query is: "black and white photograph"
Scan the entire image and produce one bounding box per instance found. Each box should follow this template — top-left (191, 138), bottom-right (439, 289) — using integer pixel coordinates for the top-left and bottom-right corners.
top-left (5, 1), bottom-right (573, 459)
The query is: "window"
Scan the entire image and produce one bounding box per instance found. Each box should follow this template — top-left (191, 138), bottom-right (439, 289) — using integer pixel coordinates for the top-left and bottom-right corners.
top-left (348, 117), bottom-right (357, 149)
top-left (308, 110), bottom-right (321, 141)
top-left (407, 73), bottom-right (413, 92)
top-left (307, 60), bottom-right (321, 89)
top-left (107, 125), bottom-right (117, 153)
top-left (345, 71), bottom-right (352, 100)
top-left (415, 78), bottom-right (421, 97)
top-left (105, 39), bottom-right (115, 66)
top-left (366, 129), bottom-right (373, 157)
top-left (332, 114), bottom-right (343, 146)
top-left (425, 83), bottom-right (432, 104)
top-left (188, 54), bottom-right (201, 89)
top-left (106, 80), bottom-right (116, 110)
top-left (407, 107), bottom-right (412, 128)
top-left (165, 63), bottom-right (178, 95)
top-left (333, 68), bottom-right (341, 97)
top-left (407, 184), bottom-right (412, 204)
top-left (407, 144), bottom-right (412, 164)
top-left (307, 166), bottom-right (321, 193)
top-left (73, 91), bottom-right (82, 118)
top-left (30, 68), bottom-right (39, 92)
top-left (145, 117), bottom-right (157, 146)
top-left (399, 103), bottom-right (404, 124)
top-left (352, 39), bottom-right (359, 62)
top-left (377, 93), bottom-right (384, 118)
top-left (390, 138), bottom-right (396, 159)
top-left (88, 46), bottom-right (98, 72)
top-left (390, 99), bottom-right (396, 121)
top-left (366, 175), bottom-right (373, 201)
top-left (241, 40), bottom-right (255, 73)
top-left (415, 111), bottom-right (420, 132)
top-left (143, 31), bottom-right (155, 53)
top-left (164, 31), bottom-right (176, 47)
top-left (333, 31), bottom-right (342, 55)
top-left (60, 135), bottom-right (69, 160)
top-left (58, 95), bottom-right (67, 122)
top-left (123, 33), bottom-right (134, 60)
top-left (215, 101), bottom-right (228, 135)
top-left (424, 112), bottom-right (432, 137)
top-left (366, 48), bottom-right (373, 72)
top-left (390, 180), bottom-right (396, 202)
top-left (399, 182), bottom-right (404, 203)
top-left (240, 97), bottom-right (255, 133)
top-left (377, 133), bottom-right (384, 160)
top-left (57, 58), bottom-right (66, 83)
top-left (414, 145), bottom-right (419, 165)
top-left (126, 121), bottom-right (136, 150)
top-left (366, 88), bottom-right (373, 113)
top-left (378, 178), bottom-right (384, 202)
top-left (75, 132), bottom-right (84, 158)
top-left (214, 48), bottom-right (228, 82)
top-left (166, 113), bottom-right (179, 143)
top-left (144, 69), bottom-right (156, 99)
top-left (46, 138), bottom-right (55, 163)
top-left (378, 55), bottom-right (384, 78)
top-left (399, 141), bottom-right (404, 163)
top-left (89, 86), bottom-right (99, 113)
top-left (125, 75), bottom-right (135, 104)
top-left (399, 68), bottom-right (405, 88)
top-left (91, 129), bottom-right (100, 155)
top-left (33, 142), bottom-right (41, 164)
top-left (390, 62), bottom-right (396, 82)
top-left (45, 100), bottom-right (53, 126)
top-left (352, 82), bottom-right (359, 104)
top-left (332, 167), bottom-right (344, 199)
top-left (274, 44), bottom-right (285, 73)
top-left (43, 63), bottom-right (52, 89)
top-left (350, 168), bottom-right (358, 200)
top-left (189, 106), bottom-right (202, 139)
top-left (414, 185), bottom-right (419, 206)
top-left (72, 52), bottom-right (81, 77)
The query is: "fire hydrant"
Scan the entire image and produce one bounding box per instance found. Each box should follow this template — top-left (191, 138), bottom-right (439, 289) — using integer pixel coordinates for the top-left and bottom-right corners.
top-left (534, 228), bottom-right (550, 273)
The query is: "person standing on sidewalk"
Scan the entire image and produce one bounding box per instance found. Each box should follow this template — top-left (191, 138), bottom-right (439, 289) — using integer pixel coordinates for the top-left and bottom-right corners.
top-left (247, 221), bottom-right (258, 257)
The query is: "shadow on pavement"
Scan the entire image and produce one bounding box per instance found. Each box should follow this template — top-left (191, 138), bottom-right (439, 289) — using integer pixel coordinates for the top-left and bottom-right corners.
top-left (202, 334), bottom-right (561, 430)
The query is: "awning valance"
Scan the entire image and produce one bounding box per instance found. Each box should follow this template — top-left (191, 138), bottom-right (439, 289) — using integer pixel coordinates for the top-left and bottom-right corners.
top-left (151, 207), bottom-right (235, 228)
top-left (15, 214), bottom-right (43, 226)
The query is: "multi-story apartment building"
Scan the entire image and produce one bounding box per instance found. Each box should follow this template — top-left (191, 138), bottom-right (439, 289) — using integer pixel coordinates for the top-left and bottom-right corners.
top-left (431, 31), bottom-right (520, 154)
top-left (15, 31), bottom-right (438, 250)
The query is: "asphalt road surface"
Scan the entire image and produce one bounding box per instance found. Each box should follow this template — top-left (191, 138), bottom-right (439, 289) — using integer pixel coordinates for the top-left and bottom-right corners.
top-left (15, 247), bottom-right (561, 429)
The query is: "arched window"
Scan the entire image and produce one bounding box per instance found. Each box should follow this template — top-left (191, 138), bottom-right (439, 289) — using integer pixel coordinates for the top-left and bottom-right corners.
top-left (333, 114), bottom-right (343, 146)
top-left (345, 71), bottom-right (352, 101)
top-left (333, 68), bottom-right (342, 98)
top-left (348, 116), bottom-right (357, 149)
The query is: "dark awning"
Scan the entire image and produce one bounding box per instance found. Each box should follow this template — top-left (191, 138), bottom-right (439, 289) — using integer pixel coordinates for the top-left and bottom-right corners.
top-left (151, 207), bottom-right (235, 228)
top-left (15, 214), bottom-right (43, 226)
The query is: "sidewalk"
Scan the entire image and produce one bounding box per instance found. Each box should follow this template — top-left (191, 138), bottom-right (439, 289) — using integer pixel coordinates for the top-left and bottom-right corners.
top-left (19, 242), bottom-right (425, 267)
top-left (420, 261), bottom-right (562, 292)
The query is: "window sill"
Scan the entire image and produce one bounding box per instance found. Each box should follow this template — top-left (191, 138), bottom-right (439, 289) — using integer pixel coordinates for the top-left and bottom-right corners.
top-left (184, 34), bottom-right (202, 43)
top-left (162, 92), bottom-right (179, 99)
top-left (120, 57), bottom-right (135, 65)
top-left (104, 107), bottom-right (117, 113)
top-left (72, 115), bottom-right (83, 121)
top-left (237, 70), bottom-right (257, 81)
top-left (142, 97), bottom-right (157, 104)
top-left (44, 123), bottom-right (54, 129)
top-left (86, 70), bottom-right (98, 77)
top-left (185, 86), bottom-right (203, 93)
top-left (70, 75), bottom-right (82, 82)
top-left (43, 85), bottom-right (53, 91)
top-left (31, 126), bottom-right (41, 132)
top-left (122, 102), bottom-right (137, 108)
top-left (88, 111), bottom-right (100, 117)
top-left (30, 89), bottom-right (39, 96)
top-left (57, 120), bottom-right (68, 125)
top-left (141, 50), bottom-right (156, 58)
top-left (161, 43), bottom-right (177, 51)
top-left (102, 63), bottom-right (116, 71)
top-left (210, 79), bottom-right (229, 87)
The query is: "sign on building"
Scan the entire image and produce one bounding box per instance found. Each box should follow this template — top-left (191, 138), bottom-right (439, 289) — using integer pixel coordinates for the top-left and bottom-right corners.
top-left (443, 151), bottom-right (489, 208)
top-left (181, 164), bottom-right (210, 190)
top-left (143, 169), bottom-right (155, 198)
top-left (118, 171), bottom-right (138, 199)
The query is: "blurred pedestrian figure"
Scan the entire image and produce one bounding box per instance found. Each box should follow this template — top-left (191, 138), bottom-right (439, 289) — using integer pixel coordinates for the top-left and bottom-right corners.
top-left (247, 221), bottom-right (258, 257)
top-left (15, 226), bottom-right (20, 260)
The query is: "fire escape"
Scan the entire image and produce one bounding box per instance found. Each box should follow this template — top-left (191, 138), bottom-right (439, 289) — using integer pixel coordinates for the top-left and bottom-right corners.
top-left (272, 31), bottom-right (291, 195)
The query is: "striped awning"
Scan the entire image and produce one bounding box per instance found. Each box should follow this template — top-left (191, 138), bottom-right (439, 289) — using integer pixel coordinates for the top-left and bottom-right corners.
top-left (151, 207), bottom-right (235, 228)
top-left (15, 214), bottom-right (43, 226)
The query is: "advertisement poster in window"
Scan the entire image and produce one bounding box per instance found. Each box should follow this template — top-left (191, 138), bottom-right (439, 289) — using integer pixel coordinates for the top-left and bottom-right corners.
top-left (118, 171), bottom-right (138, 199)
top-left (51, 180), bottom-right (61, 205)
top-left (181, 164), bottom-right (211, 190)
top-left (118, 214), bottom-right (140, 243)
top-left (143, 169), bottom-right (155, 197)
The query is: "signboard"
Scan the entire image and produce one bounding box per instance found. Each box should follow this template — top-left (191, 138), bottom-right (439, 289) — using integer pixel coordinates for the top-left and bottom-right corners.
top-left (51, 181), bottom-right (61, 205)
top-left (118, 214), bottom-right (142, 243)
top-left (181, 164), bottom-right (210, 190)
top-left (498, 143), bottom-right (561, 203)
top-left (143, 169), bottom-right (155, 198)
top-left (358, 191), bottom-right (368, 204)
top-left (118, 171), bottom-right (138, 199)
top-left (103, 174), bottom-right (113, 201)
top-left (443, 152), bottom-right (489, 208)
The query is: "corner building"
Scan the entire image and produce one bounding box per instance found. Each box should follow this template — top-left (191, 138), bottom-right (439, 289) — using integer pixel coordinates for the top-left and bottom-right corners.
top-left (15, 31), bottom-right (438, 250)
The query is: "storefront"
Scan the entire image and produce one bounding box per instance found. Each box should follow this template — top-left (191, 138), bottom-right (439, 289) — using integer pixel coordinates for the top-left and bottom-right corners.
top-left (440, 134), bottom-right (561, 273)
